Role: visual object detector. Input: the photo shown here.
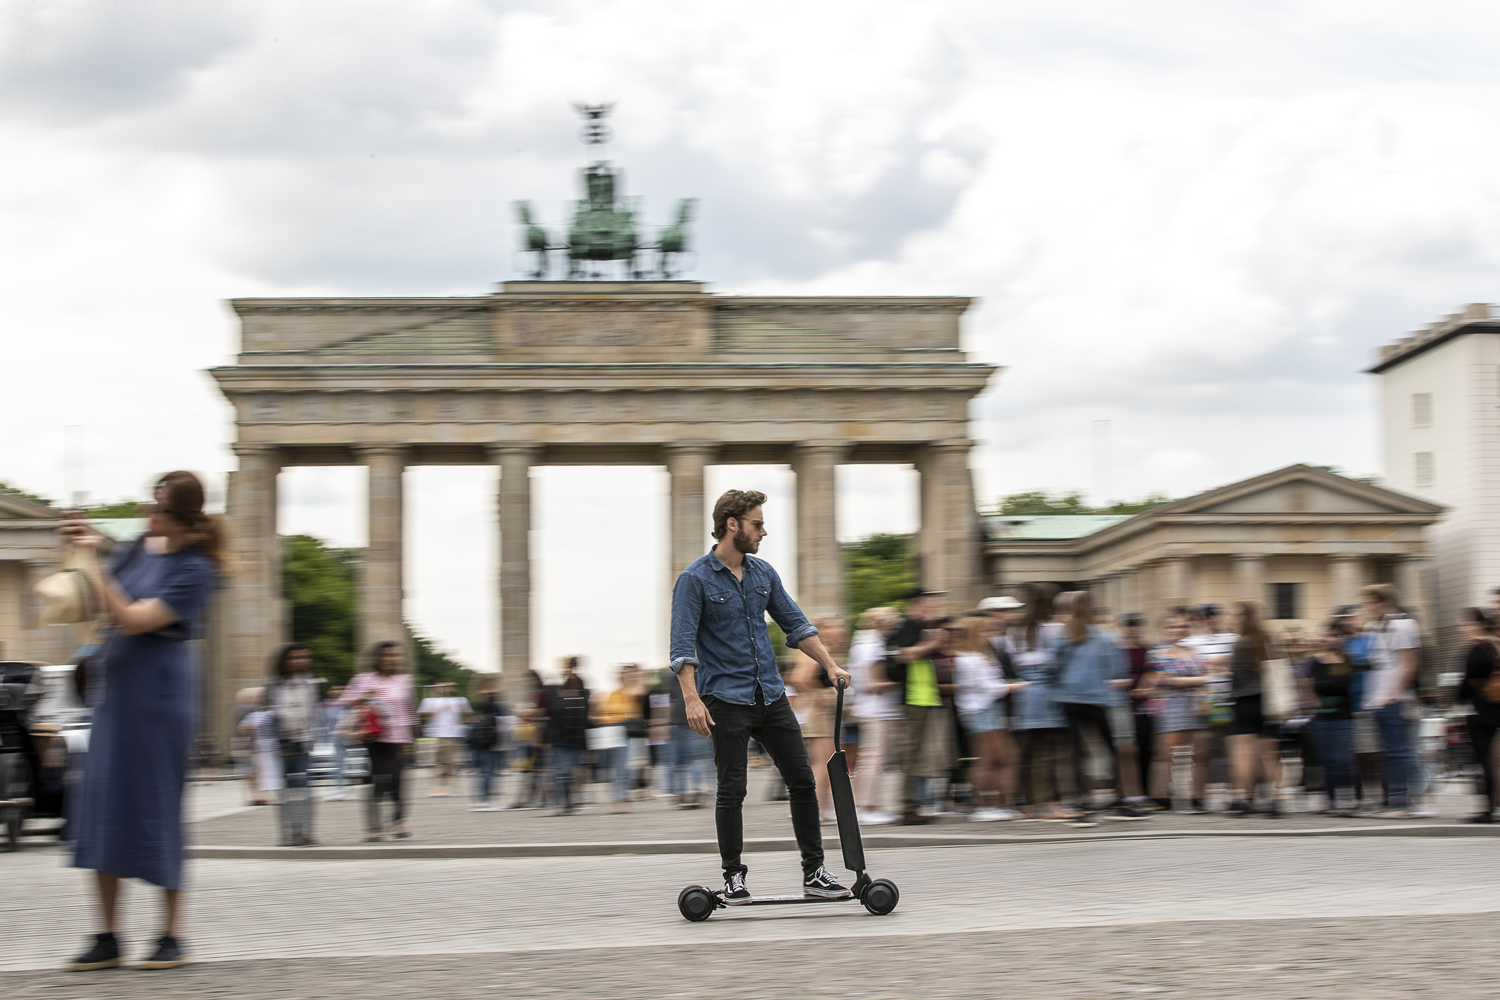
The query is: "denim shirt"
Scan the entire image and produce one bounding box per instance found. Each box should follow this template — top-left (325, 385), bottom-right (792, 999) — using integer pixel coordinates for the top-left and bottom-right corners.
top-left (1053, 627), bottom-right (1129, 708)
top-left (669, 550), bottom-right (819, 706)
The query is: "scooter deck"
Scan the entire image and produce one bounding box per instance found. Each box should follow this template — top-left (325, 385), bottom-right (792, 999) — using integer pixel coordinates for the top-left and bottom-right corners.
top-left (720, 893), bottom-right (852, 905)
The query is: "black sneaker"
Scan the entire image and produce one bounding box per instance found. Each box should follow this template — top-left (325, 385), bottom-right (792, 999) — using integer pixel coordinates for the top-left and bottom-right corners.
top-left (722, 871), bottom-right (752, 905)
top-left (802, 866), bottom-right (850, 899)
top-left (1108, 805), bottom-right (1149, 821)
top-left (135, 936), bottom-right (191, 970)
top-left (65, 932), bottom-right (120, 972)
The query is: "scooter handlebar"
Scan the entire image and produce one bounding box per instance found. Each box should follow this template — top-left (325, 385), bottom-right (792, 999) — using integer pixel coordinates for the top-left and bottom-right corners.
top-left (834, 678), bottom-right (846, 751)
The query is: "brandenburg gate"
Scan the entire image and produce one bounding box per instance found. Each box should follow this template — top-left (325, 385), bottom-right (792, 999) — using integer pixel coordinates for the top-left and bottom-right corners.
top-left (207, 280), bottom-right (996, 742)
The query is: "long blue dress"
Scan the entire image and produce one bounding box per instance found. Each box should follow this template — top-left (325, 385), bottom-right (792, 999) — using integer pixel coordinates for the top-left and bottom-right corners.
top-left (72, 539), bottom-right (218, 890)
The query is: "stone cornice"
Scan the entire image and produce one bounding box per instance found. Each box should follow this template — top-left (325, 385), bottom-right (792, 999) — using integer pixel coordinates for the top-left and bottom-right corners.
top-left (232, 297), bottom-right (490, 316)
top-left (230, 293), bottom-right (972, 317)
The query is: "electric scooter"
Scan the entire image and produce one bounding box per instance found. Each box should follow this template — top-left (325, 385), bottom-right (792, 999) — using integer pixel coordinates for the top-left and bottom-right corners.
top-left (677, 679), bottom-right (900, 920)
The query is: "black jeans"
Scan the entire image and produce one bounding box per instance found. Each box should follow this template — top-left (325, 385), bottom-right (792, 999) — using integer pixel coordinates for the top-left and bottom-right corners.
top-left (366, 741), bottom-right (405, 832)
top-left (706, 691), bottom-right (823, 877)
top-left (1468, 717), bottom-right (1497, 812)
top-left (1061, 702), bottom-right (1117, 805)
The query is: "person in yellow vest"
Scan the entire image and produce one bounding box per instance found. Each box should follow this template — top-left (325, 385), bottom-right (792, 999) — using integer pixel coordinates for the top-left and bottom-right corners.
top-left (884, 588), bottom-right (954, 826)
top-left (592, 666), bottom-right (643, 813)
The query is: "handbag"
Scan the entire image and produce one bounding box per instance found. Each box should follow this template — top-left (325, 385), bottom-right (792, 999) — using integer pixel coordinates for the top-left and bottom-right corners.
top-left (34, 546), bottom-right (101, 625)
top-left (1262, 658), bottom-right (1297, 721)
top-left (587, 724), bottom-right (626, 750)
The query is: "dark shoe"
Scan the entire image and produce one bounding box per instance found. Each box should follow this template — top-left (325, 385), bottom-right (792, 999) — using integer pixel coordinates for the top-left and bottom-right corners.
top-left (1225, 800), bottom-right (1251, 817)
top-left (65, 932), bottom-right (120, 972)
top-left (1108, 805), bottom-right (1148, 821)
top-left (901, 812), bottom-right (932, 826)
top-left (803, 865), bottom-right (851, 899)
top-left (723, 871), bottom-right (752, 905)
top-left (1466, 812), bottom-right (1495, 824)
top-left (135, 935), bottom-right (191, 970)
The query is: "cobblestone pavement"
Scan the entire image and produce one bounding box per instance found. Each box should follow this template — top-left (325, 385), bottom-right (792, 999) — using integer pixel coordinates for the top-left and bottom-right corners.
top-left (178, 766), bottom-right (1494, 849)
top-left (7, 914), bottom-right (1495, 1000)
top-left (5, 835), bottom-right (1499, 994)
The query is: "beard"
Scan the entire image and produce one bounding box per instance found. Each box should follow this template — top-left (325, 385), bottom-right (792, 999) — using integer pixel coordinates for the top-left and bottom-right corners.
top-left (732, 524), bottom-right (759, 554)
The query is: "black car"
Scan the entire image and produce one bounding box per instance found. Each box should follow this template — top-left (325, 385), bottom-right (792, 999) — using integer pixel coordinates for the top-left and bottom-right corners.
top-left (0, 662), bottom-right (75, 849)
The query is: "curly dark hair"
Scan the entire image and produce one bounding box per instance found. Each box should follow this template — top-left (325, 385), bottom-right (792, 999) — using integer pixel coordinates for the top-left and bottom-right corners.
top-left (711, 489), bottom-right (768, 541)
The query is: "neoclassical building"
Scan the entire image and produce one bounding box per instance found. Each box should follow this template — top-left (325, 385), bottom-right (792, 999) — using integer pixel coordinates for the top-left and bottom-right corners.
top-left (984, 464), bottom-right (1442, 633)
top-left (0, 492), bottom-right (74, 665)
top-left (206, 280), bottom-right (997, 748)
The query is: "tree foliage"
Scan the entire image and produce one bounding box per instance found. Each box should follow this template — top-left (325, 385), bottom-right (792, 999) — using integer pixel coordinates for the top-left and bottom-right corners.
top-left (985, 490), bottom-right (1171, 517)
top-left (410, 630), bottom-right (473, 691)
top-left (0, 481), bottom-right (55, 507)
top-left (844, 532), bottom-right (917, 620)
top-left (282, 534), bottom-right (359, 686)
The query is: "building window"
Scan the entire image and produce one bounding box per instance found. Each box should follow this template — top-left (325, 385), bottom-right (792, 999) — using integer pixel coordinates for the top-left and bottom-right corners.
top-left (1415, 451), bottom-right (1434, 488)
top-left (1412, 392), bottom-right (1432, 428)
top-left (1272, 583), bottom-right (1299, 620)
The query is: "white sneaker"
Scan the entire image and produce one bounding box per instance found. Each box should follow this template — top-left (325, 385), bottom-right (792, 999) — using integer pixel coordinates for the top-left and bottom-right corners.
top-left (858, 810), bottom-right (897, 826)
top-left (970, 807), bottom-right (1018, 822)
top-left (1409, 803), bottom-right (1437, 818)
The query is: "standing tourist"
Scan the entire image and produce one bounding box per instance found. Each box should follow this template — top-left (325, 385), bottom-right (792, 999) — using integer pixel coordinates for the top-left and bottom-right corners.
top-left (789, 614), bottom-right (849, 823)
top-left (1054, 591), bottom-right (1144, 820)
top-left (1007, 585), bottom-right (1078, 822)
top-left (320, 685), bottom-right (350, 801)
top-left (1305, 626), bottom-right (1357, 815)
top-left (848, 607), bottom-right (901, 825)
top-left (468, 674), bottom-right (509, 811)
top-left (669, 489), bottom-right (852, 903)
top-left (1360, 584), bottom-right (1422, 817)
top-left (267, 644), bottom-right (321, 846)
top-left (1145, 612), bottom-right (1211, 813)
top-left (663, 667), bottom-right (711, 808)
top-left (62, 471), bottom-right (225, 972)
top-left (341, 642), bottom-right (415, 841)
top-left (1118, 613), bottom-right (1155, 800)
top-left (1225, 601), bottom-right (1283, 817)
top-left (545, 658), bottom-right (591, 816)
top-left (240, 693), bottom-right (280, 807)
top-left (886, 588), bottom-right (954, 826)
top-left (953, 616), bottom-right (1020, 821)
top-left (591, 665), bottom-right (641, 813)
top-left (417, 681), bottom-right (471, 797)
top-left (1456, 608), bottom-right (1500, 823)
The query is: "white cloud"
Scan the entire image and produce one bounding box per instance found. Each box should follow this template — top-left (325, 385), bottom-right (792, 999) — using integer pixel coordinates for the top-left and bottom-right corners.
top-left (5, 1), bottom-right (1500, 670)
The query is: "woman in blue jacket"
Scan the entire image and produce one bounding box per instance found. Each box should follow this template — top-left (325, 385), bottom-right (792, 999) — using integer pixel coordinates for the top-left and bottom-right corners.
top-left (1054, 591), bottom-right (1142, 820)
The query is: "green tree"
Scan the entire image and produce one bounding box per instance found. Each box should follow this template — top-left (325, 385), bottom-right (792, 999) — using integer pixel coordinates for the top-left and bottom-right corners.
top-left (0, 481), bottom-right (54, 507)
top-left (984, 490), bottom-right (1172, 517)
top-left (410, 630), bottom-right (474, 691)
top-left (282, 534), bottom-right (358, 686)
top-left (844, 532), bottom-right (917, 620)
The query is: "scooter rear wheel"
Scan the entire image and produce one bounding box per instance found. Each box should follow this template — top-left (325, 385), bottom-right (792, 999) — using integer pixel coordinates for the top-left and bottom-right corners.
top-left (678, 885), bottom-right (717, 922)
top-left (861, 878), bottom-right (899, 915)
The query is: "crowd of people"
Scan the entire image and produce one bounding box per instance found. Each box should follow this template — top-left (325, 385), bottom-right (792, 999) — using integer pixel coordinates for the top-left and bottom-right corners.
top-left (230, 580), bottom-right (1499, 843)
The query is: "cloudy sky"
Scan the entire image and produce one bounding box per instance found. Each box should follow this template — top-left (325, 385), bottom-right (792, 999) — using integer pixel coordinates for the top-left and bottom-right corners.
top-left (6, 1), bottom-right (1500, 681)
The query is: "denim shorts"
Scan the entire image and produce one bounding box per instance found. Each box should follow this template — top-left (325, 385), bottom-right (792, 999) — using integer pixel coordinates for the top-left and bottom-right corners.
top-left (960, 704), bottom-right (1006, 735)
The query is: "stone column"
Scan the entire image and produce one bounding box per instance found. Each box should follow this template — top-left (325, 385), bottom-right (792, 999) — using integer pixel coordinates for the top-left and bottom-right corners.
top-left (1119, 570), bottom-right (1141, 617)
top-left (1232, 554), bottom-right (1267, 608)
top-left (1159, 556), bottom-right (1193, 610)
top-left (917, 439), bottom-right (982, 614)
top-left (490, 444), bottom-right (540, 677)
top-left (665, 443), bottom-right (716, 585)
top-left (1327, 554), bottom-right (1366, 613)
top-left (356, 445), bottom-right (407, 653)
top-left (22, 557), bottom-right (63, 663)
top-left (222, 443), bottom-right (282, 753)
top-left (792, 441), bottom-right (847, 619)
top-left (1394, 555), bottom-right (1432, 627)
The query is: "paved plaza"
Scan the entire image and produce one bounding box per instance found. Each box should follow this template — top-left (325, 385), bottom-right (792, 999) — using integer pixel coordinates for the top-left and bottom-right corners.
top-left (6, 832), bottom-right (1500, 997)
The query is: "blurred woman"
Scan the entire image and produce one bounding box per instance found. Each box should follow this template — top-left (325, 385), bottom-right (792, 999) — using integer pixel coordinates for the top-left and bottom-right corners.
top-left (1006, 584), bottom-right (1077, 821)
top-left (62, 471), bottom-right (226, 972)
top-left (1226, 601), bottom-right (1282, 817)
top-left (468, 674), bottom-right (508, 811)
top-left (954, 616), bottom-right (1021, 821)
top-left (1457, 607), bottom-right (1500, 823)
top-left (546, 659), bottom-right (591, 816)
top-left (592, 665), bottom-right (643, 813)
top-left (1145, 612), bottom-right (1211, 812)
top-left (267, 643), bottom-right (320, 846)
top-left (789, 614), bottom-right (849, 823)
top-left (848, 607), bottom-right (902, 825)
top-left (340, 641), bottom-right (415, 841)
top-left (1305, 625), bottom-right (1356, 814)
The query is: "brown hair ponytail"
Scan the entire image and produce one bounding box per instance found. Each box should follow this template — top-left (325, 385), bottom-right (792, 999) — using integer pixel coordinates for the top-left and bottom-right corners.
top-left (157, 470), bottom-right (235, 574)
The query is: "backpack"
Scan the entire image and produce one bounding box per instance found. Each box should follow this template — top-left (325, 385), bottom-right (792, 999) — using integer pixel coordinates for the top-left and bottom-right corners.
top-left (469, 705), bottom-right (500, 750)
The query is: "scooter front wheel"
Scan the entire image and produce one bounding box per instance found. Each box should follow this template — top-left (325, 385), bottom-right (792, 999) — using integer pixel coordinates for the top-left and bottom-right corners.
top-left (861, 878), bottom-right (899, 915)
top-left (678, 885), bottom-right (717, 922)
